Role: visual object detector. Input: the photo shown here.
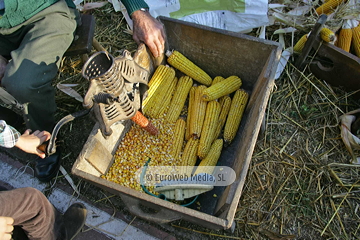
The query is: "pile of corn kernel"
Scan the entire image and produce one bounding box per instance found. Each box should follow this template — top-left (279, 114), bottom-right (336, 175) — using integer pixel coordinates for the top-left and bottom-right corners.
top-left (102, 116), bottom-right (181, 192)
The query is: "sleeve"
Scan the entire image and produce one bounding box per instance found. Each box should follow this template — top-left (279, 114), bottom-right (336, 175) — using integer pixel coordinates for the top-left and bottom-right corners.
top-left (121, 0), bottom-right (149, 17)
top-left (0, 120), bottom-right (21, 148)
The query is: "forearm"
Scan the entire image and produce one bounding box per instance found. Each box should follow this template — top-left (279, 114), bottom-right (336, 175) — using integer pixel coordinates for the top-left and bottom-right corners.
top-left (0, 120), bottom-right (20, 148)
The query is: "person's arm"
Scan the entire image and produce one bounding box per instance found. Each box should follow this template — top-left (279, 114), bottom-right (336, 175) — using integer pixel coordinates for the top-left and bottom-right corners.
top-left (0, 216), bottom-right (14, 240)
top-left (0, 120), bottom-right (21, 149)
top-left (0, 120), bottom-right (50, 158)
top-left (121, 0), bottom-right (165, 58)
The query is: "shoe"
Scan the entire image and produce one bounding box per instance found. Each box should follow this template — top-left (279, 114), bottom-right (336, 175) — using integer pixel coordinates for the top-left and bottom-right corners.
top-left (62, 203), bottom-right (87, 240)
top-left (34, 149), bottom-right (61, 182)
top-left (0, 105), bottom-right (23, 129)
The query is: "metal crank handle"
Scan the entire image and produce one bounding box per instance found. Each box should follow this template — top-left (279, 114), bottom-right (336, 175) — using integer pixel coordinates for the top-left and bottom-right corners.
top-left (45, 109), bottom-right (91, 156)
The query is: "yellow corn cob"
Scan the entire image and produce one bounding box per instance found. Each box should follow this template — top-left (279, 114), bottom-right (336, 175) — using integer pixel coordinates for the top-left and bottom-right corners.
top-left (166, 50), bottom-right (212, 86)
top-left (213, 96), bottom-right (231, 141)
top-left (315, 0), bottom-right (345, 15)
top-left (198, 100), bottom-right (221, 159)
top-left (202, 76), bottom-right (242, 101)
top-left (352, 25), bottom-right (360, 57)
top-left (211, 76), bottom-right (225, 86)
top-left (147, 65), bottom-right (169, 89)
top-left (194, 139), bottom-right (223, 175)
top-left (185, 86), bottom-right (196, 140)
top-left (320, 28), bottom-right (336, 42)
top-left (171, 118), bottom-right (186, 159)
top-left (190, 85), bottom-right (207, 139)
top-left (166, 76), bottom-right (193, 122)
top-left (336, 28), bottom-right (352, 52)
top-left (142, 65), bottom-right (175, 118)
top-left (224, 89), bottom-right (249, 144)
top-left (157, 76), bottom-right (178, 117)
top-left (293, 34), bottom-right (308, 53)
top-left (181, 138), bottom-right (199, 175)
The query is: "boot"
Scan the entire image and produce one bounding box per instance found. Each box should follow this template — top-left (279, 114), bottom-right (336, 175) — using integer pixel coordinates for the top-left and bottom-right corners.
top-left (59, 203), bottom-right (87, 240)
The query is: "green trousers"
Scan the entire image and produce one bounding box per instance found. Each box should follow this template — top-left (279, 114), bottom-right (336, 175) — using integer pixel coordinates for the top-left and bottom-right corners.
top-left (0, 0), bottom-right (78, 132)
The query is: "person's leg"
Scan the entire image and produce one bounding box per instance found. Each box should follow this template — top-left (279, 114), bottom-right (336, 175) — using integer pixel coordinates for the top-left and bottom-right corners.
top-left (0, 187), bottom-right (57, 240)
top-left (0, 0), bottom-right (78, 132)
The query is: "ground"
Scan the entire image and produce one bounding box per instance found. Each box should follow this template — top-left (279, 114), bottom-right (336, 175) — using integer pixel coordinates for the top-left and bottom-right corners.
top-left (3, 1), bottom-right (360, 239)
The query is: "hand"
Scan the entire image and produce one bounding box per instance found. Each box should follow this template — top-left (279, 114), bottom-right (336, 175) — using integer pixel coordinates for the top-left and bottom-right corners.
top-left (0, 216), bottom-right (14, 240)
top-left (131, 10), bottom-right (165, 58)
top-left (15, 129), bottom-right (51, 158)
top-left (0, 55), bottom-right (7, 84)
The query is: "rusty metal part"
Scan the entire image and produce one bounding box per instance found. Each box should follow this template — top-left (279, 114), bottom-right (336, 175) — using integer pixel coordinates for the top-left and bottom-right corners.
top-left (82, 50), bottom-right (152, 138)
top-left (46, 109), bottom-right (91, 156)
top-left (295, 14), bottom-right (360, 98)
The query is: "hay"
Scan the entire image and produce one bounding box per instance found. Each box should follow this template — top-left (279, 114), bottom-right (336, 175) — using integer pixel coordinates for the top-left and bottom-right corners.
top-left (52, 1), bottom-right (360, 239)
top-left (235, 62), bottom-right (360, 239)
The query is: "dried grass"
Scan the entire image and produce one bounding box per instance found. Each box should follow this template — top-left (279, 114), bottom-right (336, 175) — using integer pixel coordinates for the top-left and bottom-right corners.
top-left (53, 1), bottom-right (360, 239)
top-left (235, 62), bottom-right (360, 239)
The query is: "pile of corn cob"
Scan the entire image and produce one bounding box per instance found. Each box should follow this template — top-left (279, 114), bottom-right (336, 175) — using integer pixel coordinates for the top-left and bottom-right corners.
top-left (293, 0), bottom-right (360, 58)
top-left (103, 50), bottom-right (249, 195)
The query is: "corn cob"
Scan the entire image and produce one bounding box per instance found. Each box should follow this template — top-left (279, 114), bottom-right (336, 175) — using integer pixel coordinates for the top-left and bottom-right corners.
top-left (185, 86), bottom-right (196, 140)
top-left (147, 65), bottom-right (168, 89)
top-left (213, 96), bottom-right (231, 140)
top-left (352, 25), bottom-right (360, 57)
top-left (171, 118), bottom-right (186, 159)
top-left (293, 34), bottom-right (308, 53)
top-left (166, 76), bottom-right (193, 122)
top-left (157, 76), bottom-right (178, 117)
top-left (211, 76), bottom-right (225, 86)
top-left (131, 111), bottom-right (158, 135)
top-left (336, 28), bottom-right (352, 52)
top-left (198, 100), bottom-right (221, 159)
top-left (224, 89), bottom-right (249, 144)
top-left (142, 65), bottom-right (176, 118)
top-left (166, 50), bottom-right (212, 86)
top-left (190, 85), bottom-right (207, 139)
top-left (202, 76), bottom-right (242, 101)
top-left (181, 138), bottom-right (199, 175)
top-left (315, 0), bottom-right (345, 15)
top-left (320, 28), bottom-right (336, 42)
top-left (194, 139), bottom-right (223, 175)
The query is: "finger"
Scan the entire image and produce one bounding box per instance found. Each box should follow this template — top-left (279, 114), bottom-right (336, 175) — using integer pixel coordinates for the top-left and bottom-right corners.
top-left (3, 233), bottom-right (12, 240)
top-left (23, 129), bottom-right (31, 135)
top-left (42, 131), bottom-right (51, 141)
top-left (36, 149), bottom-right (46, 159)
top-left (5, 224), bottom-right (13, 233)
top-left (36, 131), bottom-right (51, 142)
top-left (5, 217), bottom-right (14, 225)
top-left (133, 33), bottom-right (141, 45)
top-left (147, 40), bottom-right (159, 58)
top-left (38, 135), bottom-right (48, 144)
top-left (160, 30), bottom-right (166, 47)
top-left (158, 36), bottom-right (165, 55)
top-left (154, 38), bottom-right (164, 58)
top-left (32, 130), bottom-right (41, 136)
